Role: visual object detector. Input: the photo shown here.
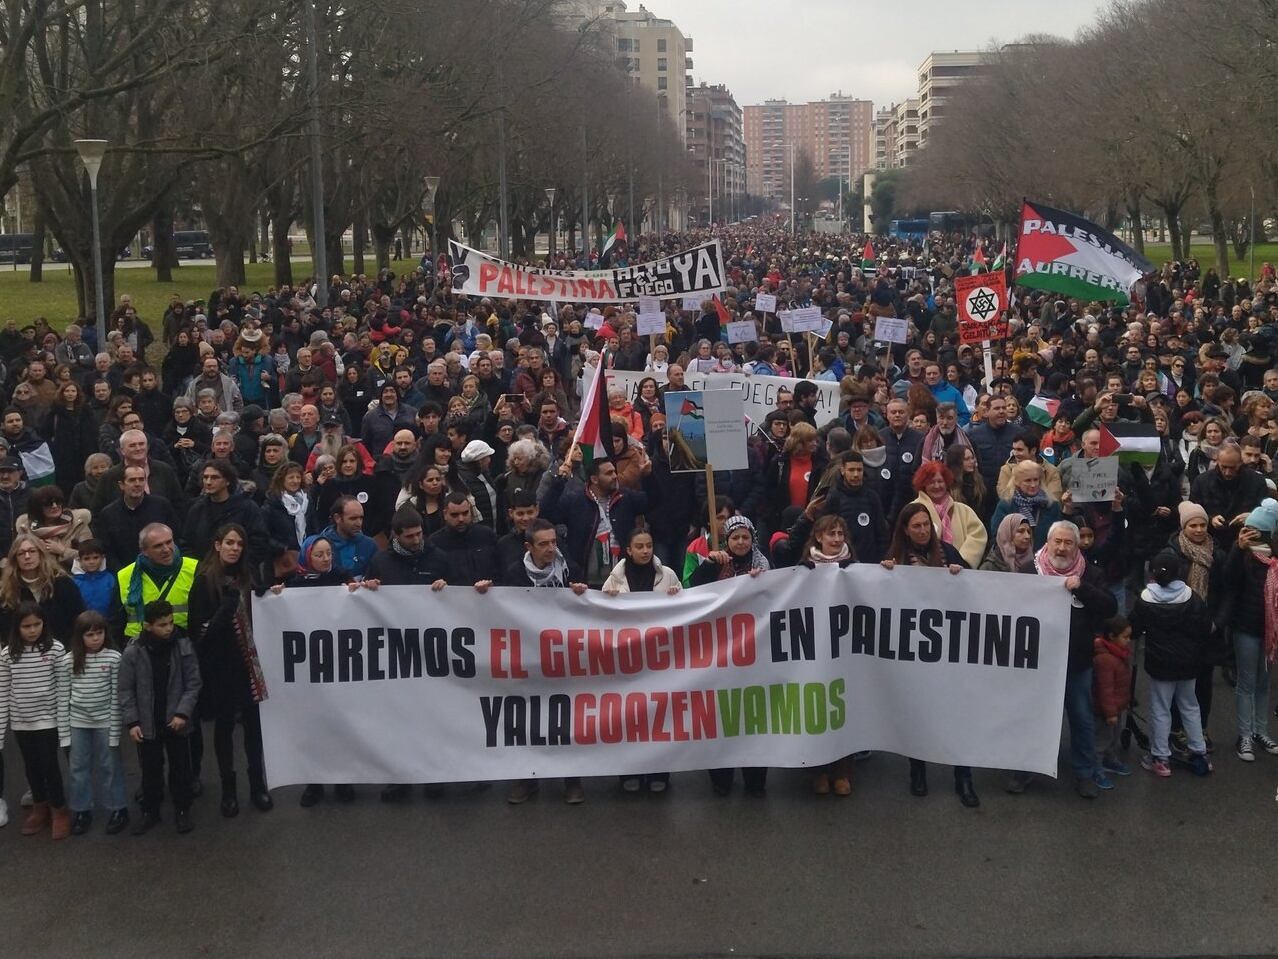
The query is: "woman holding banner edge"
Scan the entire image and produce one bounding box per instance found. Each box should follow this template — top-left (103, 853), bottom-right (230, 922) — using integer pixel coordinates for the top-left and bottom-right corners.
top-left (880, 503), bottom-right (980, 808)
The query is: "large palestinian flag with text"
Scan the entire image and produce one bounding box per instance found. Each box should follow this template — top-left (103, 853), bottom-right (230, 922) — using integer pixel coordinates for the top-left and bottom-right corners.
top-left (1014, 200), bottom-right (1152, 306)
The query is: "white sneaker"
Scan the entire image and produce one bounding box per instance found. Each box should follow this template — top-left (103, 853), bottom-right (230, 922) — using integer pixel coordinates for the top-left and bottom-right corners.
top-left (19, 789), bottom-right (32, 808)
top-left (0, 798), bottom-right (8, 827)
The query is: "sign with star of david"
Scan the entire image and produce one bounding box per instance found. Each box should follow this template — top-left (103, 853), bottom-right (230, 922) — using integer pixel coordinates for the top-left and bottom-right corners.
top-left (955, 271), bottom-right (1009, 345)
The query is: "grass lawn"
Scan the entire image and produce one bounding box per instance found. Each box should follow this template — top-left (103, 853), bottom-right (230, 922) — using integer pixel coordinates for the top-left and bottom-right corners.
top-left (0, 257), bottom-right (423, 329)
top-left (1140, 241), bottom-right (1278, 278)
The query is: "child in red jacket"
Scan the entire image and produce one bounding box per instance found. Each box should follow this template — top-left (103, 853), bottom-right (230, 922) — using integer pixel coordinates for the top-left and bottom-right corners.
top-left (1093, 615), bottom-right (1133, 781)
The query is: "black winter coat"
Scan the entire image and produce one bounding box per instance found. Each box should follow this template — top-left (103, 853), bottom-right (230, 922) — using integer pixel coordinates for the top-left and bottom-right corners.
top-left (1129, 584), bottom-right (1211, 681)
top-left (1063, 564), bottom-right (1119, 673)
top-left (46, 406), bottom-right (98, 491)
top-left (188, 573), bottom-right (253, 718)
top-left (364, 544), bottom-right (450, 586)
top-left (91, 494), bottom-right (181, 571)
top-left (539, 475), bottom-right (648, 577)
top-left (428, 524), bottom-right (501, 586)
top-left (1221, 544), bottom-right (1271, 638)
top-left (182, 491), bottom-right (271, 568)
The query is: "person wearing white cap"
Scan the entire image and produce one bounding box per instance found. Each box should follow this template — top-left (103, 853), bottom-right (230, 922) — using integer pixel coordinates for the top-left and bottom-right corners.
top-left (459, 440), bottom-right (498, 529)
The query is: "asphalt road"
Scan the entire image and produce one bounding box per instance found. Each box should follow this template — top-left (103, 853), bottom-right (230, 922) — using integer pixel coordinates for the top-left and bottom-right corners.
top-left (4, 675), bottom-right (1278, 959)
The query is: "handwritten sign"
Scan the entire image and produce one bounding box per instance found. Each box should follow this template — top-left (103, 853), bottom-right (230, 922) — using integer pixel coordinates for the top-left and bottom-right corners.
top-left (754, 292), bottom-right (777, 314)
top-left (638, 297), bottom-right (662, 316)
top-left (1067, 456), bottom-right (1120, 503)
top-left (874, 316), bottom-right (908, 344)
top-left (725, 320), bottom-right (758, 345)
top-left (636, 312), bottom-right (666, 337)
top-left (682, 296), bottom-right (704, 313)
top-left (788, 307), bottom-right (825, 334)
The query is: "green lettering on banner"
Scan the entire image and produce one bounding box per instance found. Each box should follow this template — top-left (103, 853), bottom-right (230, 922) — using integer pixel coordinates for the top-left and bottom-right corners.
top-left (768, 683), bottom-right (802, 734)
top-left (743, 685), bottom-right (768, 735)
top-left (802, 683), bottom-right (827, 734)
top-left (828, 679), bottom-right (846, 730)
top-left (716, 687), bottom-right (742, 737)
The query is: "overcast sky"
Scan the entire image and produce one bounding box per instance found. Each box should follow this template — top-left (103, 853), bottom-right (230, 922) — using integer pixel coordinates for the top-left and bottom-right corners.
top-left (650, 0), bottom-right (1111, 107)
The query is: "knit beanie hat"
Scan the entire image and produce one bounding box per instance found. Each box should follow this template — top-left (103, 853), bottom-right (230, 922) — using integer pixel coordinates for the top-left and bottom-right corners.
top-left (1177, 501), bottom-right (1208, 529)
top-left (1244, 498), bottom-right (1278, 534)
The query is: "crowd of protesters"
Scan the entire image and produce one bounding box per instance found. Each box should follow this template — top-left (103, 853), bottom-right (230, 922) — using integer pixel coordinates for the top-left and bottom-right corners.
top-left (1, 220), bottom-right (1276, 838)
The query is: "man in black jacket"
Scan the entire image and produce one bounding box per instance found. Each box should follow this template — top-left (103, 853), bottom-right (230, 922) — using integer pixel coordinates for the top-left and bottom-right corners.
top-left (182, 459), bottom-right (271, 567)
top-left (879, 398), bottom-right (922, 525)
top-left (427, 493), bottom-right (500, 586)
top-left (364, 506), bottom-right (448, 587)
top-left (1190, 445), bottom-right (1267, 549)
top-left (791, 452), bottom-right (888, 563)
top-left (540, 457), bottom-right (647, 587)
top-left (0, 455), bottom-right (29, 559)
top-left (92, 465), bottom-right (181, 570)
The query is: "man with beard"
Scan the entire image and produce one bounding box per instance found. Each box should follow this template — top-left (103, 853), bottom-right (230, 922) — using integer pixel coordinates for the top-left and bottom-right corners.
top-left (306, 411), bottom-right (375, 475)
top-left (1009, 521), bottom-right (1117, 799)
top-left (364, 506), bottom-right (448, 587)
top-left (184, 355), bottom-right (242, 413)
top-left (919, 403), bottom-right (971, 463)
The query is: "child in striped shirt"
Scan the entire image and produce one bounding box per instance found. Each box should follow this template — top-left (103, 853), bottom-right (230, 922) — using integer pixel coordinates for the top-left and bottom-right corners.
top-left (67, 611), bottom-right (127, 836)
top-left (0, 601), bottom-right (71, 839)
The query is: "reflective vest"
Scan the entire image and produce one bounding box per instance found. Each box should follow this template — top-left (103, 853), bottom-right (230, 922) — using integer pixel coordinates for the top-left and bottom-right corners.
top-left (117, 557), bottom-right (199, 638)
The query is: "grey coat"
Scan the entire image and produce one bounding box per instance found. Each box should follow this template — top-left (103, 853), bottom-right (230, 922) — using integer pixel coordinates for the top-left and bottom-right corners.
top-left (118, 637), bottom-right (202, 740)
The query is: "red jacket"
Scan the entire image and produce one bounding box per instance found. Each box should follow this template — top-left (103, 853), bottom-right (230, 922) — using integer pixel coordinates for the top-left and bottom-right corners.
top-left (1092, 637), bottom-right (1132, 721)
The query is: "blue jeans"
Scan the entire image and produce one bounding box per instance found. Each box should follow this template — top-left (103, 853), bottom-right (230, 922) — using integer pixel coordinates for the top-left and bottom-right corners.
top-left (1148, 679), bottom-right (1206, 759)
top-left (1064, 668), bottom-right (1098, 779)
top-left (69, 727), bottom-right (127, 813)
top-left (1234, 630), bottom-right (1272, 738)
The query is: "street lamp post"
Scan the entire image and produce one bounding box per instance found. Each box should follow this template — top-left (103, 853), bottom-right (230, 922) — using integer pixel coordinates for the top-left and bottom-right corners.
top-left (423, 176), bottom-right (440, 262)
top-left (74, 139), bottom-right (108, 350)
top-left (788, 142), bottom-right (796, 235)
top-left (545, 187), bottom-right (556, 259)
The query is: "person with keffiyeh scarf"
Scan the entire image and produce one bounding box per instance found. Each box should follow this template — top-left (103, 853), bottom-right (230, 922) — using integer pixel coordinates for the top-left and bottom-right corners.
top-left (1007, 520), bottom-right (1116, 800)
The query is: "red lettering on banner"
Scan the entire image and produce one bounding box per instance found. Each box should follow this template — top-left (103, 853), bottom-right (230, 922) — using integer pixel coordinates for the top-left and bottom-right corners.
top-left (598, 693), bottom-right (622, 743)
top-left (586, 629), bottom-right (615, 675)
top-left (567, 629), bottom-right (587, 676)
top-left (650, 692), bottom-right (671, 741)
top-left (508, 629), bottom-right (528, 679)
top-left (624, 692), bottom-right (650, 742)
top-left (574, 693), bottom-right (596, 744)
top-left (671, 691), bottom-right (690, 741)
top-left (617, 628), bottom-right (642, 674)
top-left (496, 266), bottom-right (515, 295)
top-left (732, 614), bottom-right (756, 667)
top-left (489, 629), bottom-right (508, 679)
top-left (688, 622), bottom-right (712, 668)
top-left (541, 276), bottom-right (557, 296)
top-left (670, 626), bottom-right (686, 669)
top-left (540, 630), bottom-right (564, 678)
top-left (479, 263), bottom-right (498, 289)
top-left (644, 627), bottom-right (670, 671)
top-left (690, 690), bottom-right (717, 739)
top-left (714, 617), bottom-right (729, 668)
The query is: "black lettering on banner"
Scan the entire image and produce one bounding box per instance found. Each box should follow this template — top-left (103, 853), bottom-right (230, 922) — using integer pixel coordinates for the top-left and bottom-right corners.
top-left (1014, 617), bottom-right (1040, 669)
top-left (337, 629), bottom-right (363, 683)
top-left (423, 627), bottom-right (449, 677)
top-left (309, 630), bottom-right (334, 683)
top-left (283, 631), bottom-right (305, 682)
top-left (983, 615), bottom-right (1011, 668)
top-left (768, 610), bottom-right (788, 662)
top-left (898, 608), bottom-right (916, 662)
top-left (528, 695), bottom-right (546, 745)
top-left (548, 694), bottom-right (571, 745)
top-left (367, 627), bottom-right (385, 681)
top-left (788, 607), bottom-right (815, 660)
top-left (850, 606), bottom-right (875, 656)
top-left (945, 610), bottom-right (966, 663)
top-left (388, 628), bottom-right (422, 679)
top-left (877, 608), bottom-right (896, 661)
top-left (917, 609), bottom-right (943, 662)
top-left (481, 696), bottom-right (501, 748)
top-left (828, 605), bottom-right (850, 659)
top-left (504, 695), bottom-right (527, 746)
top-left (452, 628), bottom-right (477, 678)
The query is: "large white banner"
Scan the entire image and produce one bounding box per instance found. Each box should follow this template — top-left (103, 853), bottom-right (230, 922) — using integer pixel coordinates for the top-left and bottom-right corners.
top-left (254, 566), bottom-right (1071, 786)
top-left (447, 239), bottom-right (726, 303)
top-left (606, 369), bottom-right (843, 428)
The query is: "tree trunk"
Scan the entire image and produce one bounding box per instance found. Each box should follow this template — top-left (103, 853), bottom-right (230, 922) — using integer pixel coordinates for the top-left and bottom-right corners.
top-left (213, 237), bottom-right (247, 287)
top-left (272, 216), bottom-right (293, 288)
top-left (371, 223), bottom-right (393, 271)
top-left (259, 210), bottom-right (270, 263)
top-left (74, 255), bottom-right (116, 329)
top-left (352, 210), bottom-right (366, 276)
top-left (1124, 195), bottom-right (1145, 255)
top-left (1162, 208), bottom-right (1185, 262)
top-left (28, 205), bottom-right (46, 283)
top-left (1205, 180), bottom-right (1230, 278)
top-left (152, 208), bottom-right (177, 282)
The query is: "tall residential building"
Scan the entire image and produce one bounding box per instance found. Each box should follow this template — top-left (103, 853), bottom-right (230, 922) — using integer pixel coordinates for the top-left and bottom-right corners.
top-left (873, 98), bottom-right (920, 170)
top-left (686, 83), bottom-right (744, 222)
top-left (743, 93), bottom-right (873, 200)
top-left (917, 51), bottom-right (987, 147)
top-left (567, 1), bottom-right (693, 142)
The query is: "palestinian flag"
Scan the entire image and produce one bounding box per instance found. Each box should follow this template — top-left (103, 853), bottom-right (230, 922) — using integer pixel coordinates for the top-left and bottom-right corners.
top-left (969, 245), bottom-right (988, 273)
top-left (679, 398), bottom-right (703, 420)
top-left (991, 242), bottom-right (1008, 271)
top-left (1099, 422), bottom-right (1160, 467)
top-left (573, 358), bottom-right (612, 467)
top-left (860, 239), bottom-right (875, 271)
top-left (712, 294), bottom-right (732, 336)
top-left (1015, 200), bottom-right (1153, 306)
top-left (599, 221), bottom-right (626, 268)
top-left (1026, 395), bottom-right (1060, 428)
top-left (16, 440), bottom-right (55, 488)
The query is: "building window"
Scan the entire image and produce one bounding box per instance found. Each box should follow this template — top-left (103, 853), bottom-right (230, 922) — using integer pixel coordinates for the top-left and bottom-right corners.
top-left (617, 38), bottom-right (631, 52)
top-left (633, 39), bottom-right (640, 51)
top-left (657, 76), bottom-right (667, 90)
top-left (657, 57), bottom-right (667, 71)
top-left (657, 38), bottom-right (666, 52)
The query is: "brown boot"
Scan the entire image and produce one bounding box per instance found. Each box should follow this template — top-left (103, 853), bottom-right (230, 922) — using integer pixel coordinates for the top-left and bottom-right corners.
top-left (21, 801), bottom-right (50, 836)
top-left (50, 805), bottom-right (72, 840)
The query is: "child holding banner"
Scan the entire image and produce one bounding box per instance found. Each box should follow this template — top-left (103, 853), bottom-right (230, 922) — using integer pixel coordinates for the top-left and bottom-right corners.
top-left (603, 526), bottom-right (680, 794)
